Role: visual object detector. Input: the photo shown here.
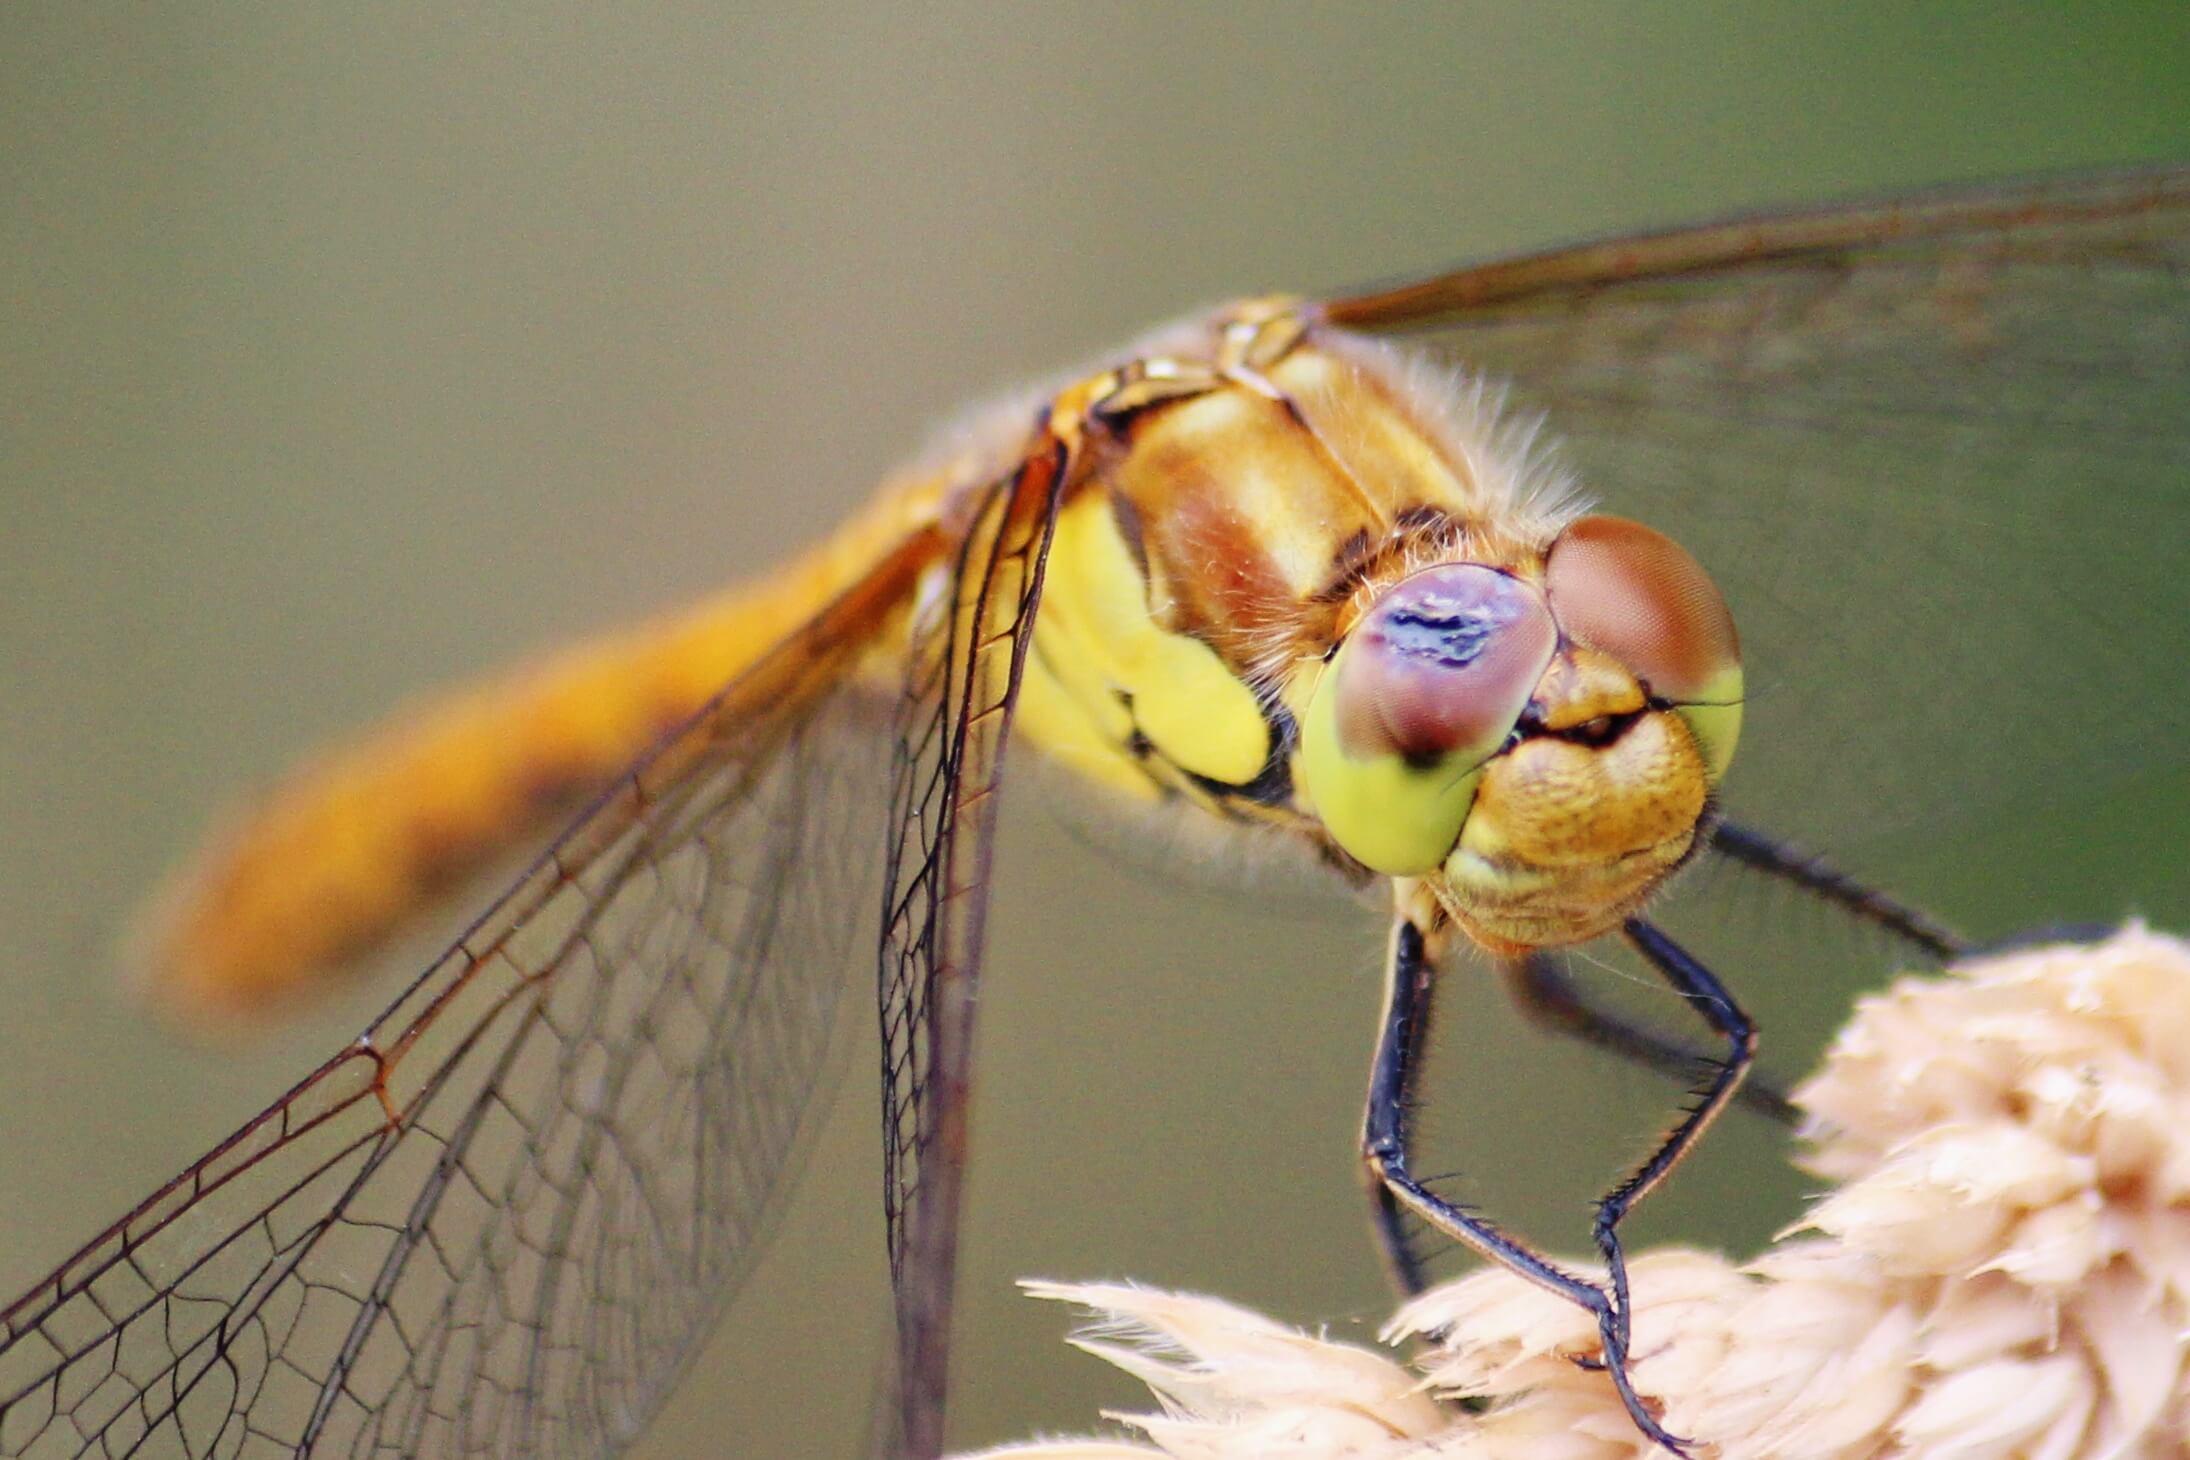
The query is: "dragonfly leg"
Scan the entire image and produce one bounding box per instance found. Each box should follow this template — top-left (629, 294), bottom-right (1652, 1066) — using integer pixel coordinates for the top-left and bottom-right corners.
top-left (1364, 910), bottom-right (1440, 1299)
top-left (1363, 899), bottom-right (1694, 1455)
top-left (1708, 819), bottom-right (1965, 957)
top-left (1581, 919), bottom-right (1757, 1420)
top-left (1703, 823), bottom-right (2116, 993)
top-left (1500, 952), bottom-right (1798, 1126)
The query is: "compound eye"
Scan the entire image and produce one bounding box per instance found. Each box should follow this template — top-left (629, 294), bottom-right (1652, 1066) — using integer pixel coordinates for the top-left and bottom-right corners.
top-left (1330, 564), bottom-right (1557, 763)
top-left (1300, 563), bottom-right (1555, 875)
top-left (1544, 514), bottom-right (1743, 776)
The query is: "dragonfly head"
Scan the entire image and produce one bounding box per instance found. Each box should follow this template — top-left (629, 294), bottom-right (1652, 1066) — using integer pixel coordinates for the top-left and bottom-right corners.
top-left (1299, 515), bottom-right (1742, 951)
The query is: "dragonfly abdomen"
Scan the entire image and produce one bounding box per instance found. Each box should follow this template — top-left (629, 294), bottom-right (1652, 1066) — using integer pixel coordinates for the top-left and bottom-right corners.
top-left (135, 471), bottom-right (950, 1028)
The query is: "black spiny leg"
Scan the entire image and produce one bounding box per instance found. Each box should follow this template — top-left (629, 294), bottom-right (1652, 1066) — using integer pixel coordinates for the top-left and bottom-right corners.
top-left (1580, 918), bottom-right (1757, 1440)
top-left (1501, 952), bottom-right (1798, 1126)
top-left (1363, 897), bottom-right (1693, 1454)
top-left (1709, 819), bottom-right (1966, 958)
top-left (1714, 821), bottom-right (2120, 954)
top-left (1506, 819), bottom-right (1968, 1130)
top-left (1494, 818), bottom-right (1971, 1131)
top-left (1365, 911), bottom-right (1440, 1297)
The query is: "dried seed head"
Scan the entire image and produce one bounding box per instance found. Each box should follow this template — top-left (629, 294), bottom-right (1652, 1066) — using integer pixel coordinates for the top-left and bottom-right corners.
top-left (958, 927), bottom-right (2190, 1460)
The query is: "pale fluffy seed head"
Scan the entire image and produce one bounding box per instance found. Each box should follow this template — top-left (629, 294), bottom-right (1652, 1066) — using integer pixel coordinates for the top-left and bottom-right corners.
top-left (956, 927), bottom-right (2190, 1460)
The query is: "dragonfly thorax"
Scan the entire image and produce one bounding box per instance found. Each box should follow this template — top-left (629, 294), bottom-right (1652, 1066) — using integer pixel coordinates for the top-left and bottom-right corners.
top-left (1015, 311), bottom-right (1744, 952)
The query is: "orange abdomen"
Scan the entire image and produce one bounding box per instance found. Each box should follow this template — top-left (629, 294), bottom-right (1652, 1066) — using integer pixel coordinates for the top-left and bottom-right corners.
top-left (140, 475), bottom-right (947, 1029)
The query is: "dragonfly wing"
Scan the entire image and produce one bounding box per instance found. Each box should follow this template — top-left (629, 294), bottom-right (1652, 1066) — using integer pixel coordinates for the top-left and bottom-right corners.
top-left (1324, 165), bottom-right (2190, 856)
top-left (878, 445), bottom-right (1067, 1460)
top-left (0, 534), bottom-right (934, 1459)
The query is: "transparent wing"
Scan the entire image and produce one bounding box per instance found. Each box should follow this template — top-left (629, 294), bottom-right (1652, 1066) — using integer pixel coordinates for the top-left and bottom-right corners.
top-left (1325, 164), bottom-right (2190, 855)
top-left (876, 445), bottom-right (1066, 1460)
top-left (0, 536), bottom-right (933, 1460)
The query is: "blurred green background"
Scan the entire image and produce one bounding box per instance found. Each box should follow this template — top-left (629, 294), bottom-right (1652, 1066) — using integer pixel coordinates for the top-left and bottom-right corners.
top-left (3, 6), bottom-right (2186, 1456)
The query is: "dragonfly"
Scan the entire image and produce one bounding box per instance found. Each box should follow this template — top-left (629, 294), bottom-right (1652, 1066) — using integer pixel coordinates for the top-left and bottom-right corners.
top-left (2, 163), bottom-right (2185, 1460)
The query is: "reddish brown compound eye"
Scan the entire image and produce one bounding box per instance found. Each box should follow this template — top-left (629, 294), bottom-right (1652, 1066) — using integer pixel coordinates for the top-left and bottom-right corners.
top-left (1543, 514), bottom-right (1743, 780)
top-left (1544, 515), bottom-right (1741, 703)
